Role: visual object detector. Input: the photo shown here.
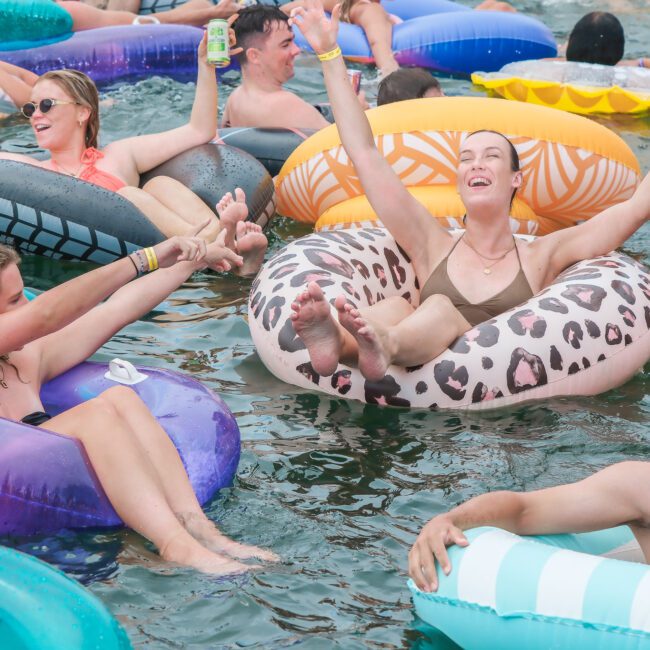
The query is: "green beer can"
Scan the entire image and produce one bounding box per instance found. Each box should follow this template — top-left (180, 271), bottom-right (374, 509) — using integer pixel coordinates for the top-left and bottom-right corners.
top-left (207, 19), bottom-right (230, 67)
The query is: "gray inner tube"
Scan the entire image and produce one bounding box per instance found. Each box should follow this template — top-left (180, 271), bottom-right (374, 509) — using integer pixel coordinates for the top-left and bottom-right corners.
top-left (141, 142), bottom-right (276, 229)
top-left (217, 127), bottom-right (317, 177)
top-left (0, 143), bottom-right (275, 264)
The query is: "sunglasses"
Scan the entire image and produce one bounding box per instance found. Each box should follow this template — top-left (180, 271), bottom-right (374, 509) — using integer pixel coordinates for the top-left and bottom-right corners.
top-left (21, 98), bottom-right (79, 119)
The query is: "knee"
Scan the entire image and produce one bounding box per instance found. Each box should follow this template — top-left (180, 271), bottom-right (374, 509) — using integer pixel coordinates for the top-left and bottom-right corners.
top-left (82, 392), bottom-right (122, 422)
top-left (142, 175), bottom-right (175, 193)
top-left (420, 293), bottom-right (453, 310)
top-left (100, 385), bottom-right (144, 408)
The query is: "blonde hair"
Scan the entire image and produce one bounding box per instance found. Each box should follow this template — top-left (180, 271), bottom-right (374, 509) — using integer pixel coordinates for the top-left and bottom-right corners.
top-left (0, 245), bottom-right (20, 272)
top-left (38, 69), bottom-right (100, 149)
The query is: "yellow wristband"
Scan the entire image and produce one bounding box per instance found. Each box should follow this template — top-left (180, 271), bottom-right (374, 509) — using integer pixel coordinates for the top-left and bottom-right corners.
top-left (317, 46), bottom-right (342, 62)
top-left (143, 247), bottom-right (158, 272)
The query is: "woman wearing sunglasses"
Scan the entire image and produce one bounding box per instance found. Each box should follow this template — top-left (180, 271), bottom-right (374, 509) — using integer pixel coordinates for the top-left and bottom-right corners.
top-left (0, 26), bottom-right (268, 276)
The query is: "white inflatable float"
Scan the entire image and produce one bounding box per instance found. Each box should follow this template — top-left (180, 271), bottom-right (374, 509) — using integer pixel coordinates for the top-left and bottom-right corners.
top-left (249, 228), bottom-right (650, 409)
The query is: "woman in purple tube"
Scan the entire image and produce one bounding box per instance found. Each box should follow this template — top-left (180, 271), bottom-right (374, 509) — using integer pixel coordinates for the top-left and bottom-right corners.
top-left (0, 232), bottom-right (277, 574)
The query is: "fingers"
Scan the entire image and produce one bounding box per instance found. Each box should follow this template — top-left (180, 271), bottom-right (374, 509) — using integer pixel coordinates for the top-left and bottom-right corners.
top-left (227, 12), bottom-right (239, 27)
top-left (215, 227), bottom-right (228, 246)
top-left (331, 2), bottom-right (341, 27)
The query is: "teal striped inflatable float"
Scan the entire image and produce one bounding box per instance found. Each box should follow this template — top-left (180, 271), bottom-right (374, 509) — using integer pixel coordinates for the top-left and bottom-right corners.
top-left (410, 526), bottom-right (650, 649)
top-left (0, 546), bottom-right (131, 649)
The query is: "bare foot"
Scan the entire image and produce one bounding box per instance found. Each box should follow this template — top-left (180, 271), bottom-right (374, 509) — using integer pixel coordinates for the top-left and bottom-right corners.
top-left (290, 281), bottom-right (343, 376)
top-left (161, 531), bottom-right (259, 576)
top-left (216, 188), bottom-right (248, 252)
top-left (181, 516), bottom-right (279, 562)
top-left (338, 302), bottom-right (392, 381)
top-left (235, 221), bottom-right (267, 276)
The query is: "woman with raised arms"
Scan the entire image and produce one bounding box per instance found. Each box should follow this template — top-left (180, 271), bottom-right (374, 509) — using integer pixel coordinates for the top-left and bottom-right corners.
top-left (288, 0), bottom-right (650, 383)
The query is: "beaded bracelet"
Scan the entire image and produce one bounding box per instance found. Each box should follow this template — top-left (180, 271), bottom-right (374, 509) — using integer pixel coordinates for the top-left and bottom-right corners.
top-left (317, 45), bottom-right (342, 62)
top-left (129, 249), bottom-right (149, 277)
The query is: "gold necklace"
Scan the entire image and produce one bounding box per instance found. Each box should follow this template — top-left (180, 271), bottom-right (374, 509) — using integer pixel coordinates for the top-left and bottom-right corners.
top-left (462, 235), bottom-right (517, 275)
top-left (52, 159), bottom-right (84, 178)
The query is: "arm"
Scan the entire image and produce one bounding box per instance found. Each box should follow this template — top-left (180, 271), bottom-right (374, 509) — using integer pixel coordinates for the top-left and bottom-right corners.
top-left (533, 171), bottom-right (650, 285)
top-left (37, 229), bottom-right (242, 382)
top-left (289, 0), bottom-right (449, 277)
top-left (0, 62), bottom-right (37, 107)
top-left (0, 234), bottom-right (212, 358)
top-left (408, 461), bottom-right (650, 592)
top-left (105, 31), bottom-right (219, 174)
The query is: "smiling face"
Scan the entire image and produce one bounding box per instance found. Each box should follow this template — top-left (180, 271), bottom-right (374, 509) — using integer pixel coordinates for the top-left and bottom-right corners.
top-left (254, 21), bottom-right (301, 83)
top-left (28, 79), bottom-right (90, 151)
top-left (456, 131), bottom-right (522, 214)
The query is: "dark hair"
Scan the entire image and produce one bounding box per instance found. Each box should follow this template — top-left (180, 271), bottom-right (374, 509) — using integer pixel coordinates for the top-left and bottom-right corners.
top-left (38, 69), bottom-right (100, 148)
top-left (377, 67), bottom-right (442, 106)
top-left (233, 5), bottom-right (290, 65)
top-left (566, 12), bottom-right (625, 66)
top-left (465, 130), bottom-right (520, 207)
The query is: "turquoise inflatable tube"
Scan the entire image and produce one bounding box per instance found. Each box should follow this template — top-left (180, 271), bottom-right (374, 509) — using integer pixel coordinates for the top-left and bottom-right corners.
top-left (410, 526), bottom-right (650, 649)
top-left (0, 0), bottom-right (73, 51)
top-left (0, 545), bottom-right (131, 649)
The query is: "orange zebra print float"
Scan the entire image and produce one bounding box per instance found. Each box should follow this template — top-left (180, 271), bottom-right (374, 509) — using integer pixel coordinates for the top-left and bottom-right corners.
top-left (275, 96), bottom-right (639, 235)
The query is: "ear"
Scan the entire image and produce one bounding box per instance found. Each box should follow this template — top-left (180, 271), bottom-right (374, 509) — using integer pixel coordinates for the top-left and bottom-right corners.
top-left (512, 170), bottom-right (523, 189)
top-left (245, 46), bottom-right (262, 65)
top-left (76, 104), bottom-right (91, 124)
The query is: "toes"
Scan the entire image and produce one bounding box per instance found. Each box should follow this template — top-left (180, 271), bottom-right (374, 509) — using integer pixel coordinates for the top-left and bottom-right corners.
top-left (234, 187), bottom-right (246, 203)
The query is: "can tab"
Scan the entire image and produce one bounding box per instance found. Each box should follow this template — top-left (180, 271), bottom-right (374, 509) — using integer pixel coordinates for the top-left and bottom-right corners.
top-left (104, 358), bottom-right (148, 385)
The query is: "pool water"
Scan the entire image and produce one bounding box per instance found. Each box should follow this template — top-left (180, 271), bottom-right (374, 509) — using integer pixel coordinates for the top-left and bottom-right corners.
top-left (2, 1), bottom-right (650, 648)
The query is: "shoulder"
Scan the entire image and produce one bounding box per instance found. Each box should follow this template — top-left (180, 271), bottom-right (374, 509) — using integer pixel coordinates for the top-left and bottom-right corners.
top-left (0, 153), bottom-right (41, 166)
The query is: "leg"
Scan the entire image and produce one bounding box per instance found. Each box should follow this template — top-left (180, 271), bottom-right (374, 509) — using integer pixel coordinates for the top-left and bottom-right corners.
top-left (44, 388), bottom-right (256, 574)
top-left (291, 281), bottom-right (414, 376)
top-left (60, 0), bottom-right (238, 30)
top-left (141, 176), bottom-right (221, 242)
top-left (79, 0), bottom-right (141, 10)
top-left (118, 184), bottom-right (218, 241)
top-left (349, 1), bottom-right (399, 76)
top-left (339, 293), bottom-right (472, 380)
top-left (98, 387), bottom-right (277, 561)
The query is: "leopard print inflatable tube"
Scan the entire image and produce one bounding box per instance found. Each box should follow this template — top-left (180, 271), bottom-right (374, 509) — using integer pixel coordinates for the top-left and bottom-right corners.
top-left (249, 228), bottom-right (650, 410)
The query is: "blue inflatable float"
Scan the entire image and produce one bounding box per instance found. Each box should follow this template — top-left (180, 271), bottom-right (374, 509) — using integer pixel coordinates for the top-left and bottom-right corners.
top-left (0, 545), bottom-right (131, 649)
top-left (293, 0), bottom-right (557, 75)
top-left (0, 24), bottom-right (209, 87)
top-left (0, 360), bottom-right (240, 535)
top-left (410, 526), bottom-right (650, 649)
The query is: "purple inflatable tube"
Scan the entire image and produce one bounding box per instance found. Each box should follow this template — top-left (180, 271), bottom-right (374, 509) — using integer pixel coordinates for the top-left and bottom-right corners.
top-left (0, 360), bottom-right (240, 536)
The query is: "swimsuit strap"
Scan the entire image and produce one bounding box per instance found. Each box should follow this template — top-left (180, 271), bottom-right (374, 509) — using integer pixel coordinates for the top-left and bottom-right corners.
top-left (444, 232), bottom-right (465, 262)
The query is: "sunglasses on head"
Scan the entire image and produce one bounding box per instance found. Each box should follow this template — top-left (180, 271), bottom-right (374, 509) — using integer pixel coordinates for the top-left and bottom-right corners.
top-left (21, 98), bottom-right (80, 119)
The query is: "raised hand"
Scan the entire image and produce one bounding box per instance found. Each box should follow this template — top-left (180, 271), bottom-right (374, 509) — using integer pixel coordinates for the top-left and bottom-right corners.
top-left (226, 12), bottom-right (244, 57)
top-left (204, 227), bottom-right (243, 272)
top-left (198, 13), bottom-right (242, 67)
top-left (289, 0), bottom-right (340, 55)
